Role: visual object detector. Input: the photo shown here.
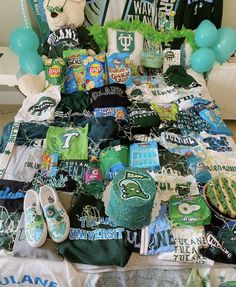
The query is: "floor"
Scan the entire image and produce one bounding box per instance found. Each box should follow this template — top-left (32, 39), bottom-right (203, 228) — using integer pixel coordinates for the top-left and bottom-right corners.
top-left (1, 105), bottom-right (236, 143)
top-left (0, 105), bottom-right (21, 134)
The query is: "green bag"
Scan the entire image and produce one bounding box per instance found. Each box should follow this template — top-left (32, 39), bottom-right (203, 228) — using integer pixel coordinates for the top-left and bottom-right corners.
top-left (169, 195), bottom-right (211, 227)
top-left (99, 145), bottom-right (129, 181)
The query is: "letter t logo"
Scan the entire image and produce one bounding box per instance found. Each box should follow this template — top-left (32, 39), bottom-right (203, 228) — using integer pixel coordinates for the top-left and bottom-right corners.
top-left (62, 132), bottom-right (80, 148)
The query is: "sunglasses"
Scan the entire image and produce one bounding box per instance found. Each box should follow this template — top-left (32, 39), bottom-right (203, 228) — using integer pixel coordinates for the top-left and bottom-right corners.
top-left (46, 0), bottom-right (67, 13)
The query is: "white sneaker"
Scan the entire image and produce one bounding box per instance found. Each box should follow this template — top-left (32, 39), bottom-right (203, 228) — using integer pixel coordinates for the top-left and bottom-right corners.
top-left (39, 185), bottom-right (70, 243)
top-left (24, 189), bottom-right (47, 248)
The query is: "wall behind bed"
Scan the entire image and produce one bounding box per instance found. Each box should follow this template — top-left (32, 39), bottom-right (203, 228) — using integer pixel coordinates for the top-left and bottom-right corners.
top-left (1, 0), bottom-right (236, 46)
top-left (222, 0), bottom-right (236, 30)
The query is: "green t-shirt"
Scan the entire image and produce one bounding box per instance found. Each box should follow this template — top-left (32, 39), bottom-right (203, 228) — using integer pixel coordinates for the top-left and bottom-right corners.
top-left (46, 125), bottom-right (88, 160)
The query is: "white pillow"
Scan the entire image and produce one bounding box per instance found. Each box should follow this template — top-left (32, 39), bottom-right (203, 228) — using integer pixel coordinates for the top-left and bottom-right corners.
top-left (107, 28), bottom-right (144, 66)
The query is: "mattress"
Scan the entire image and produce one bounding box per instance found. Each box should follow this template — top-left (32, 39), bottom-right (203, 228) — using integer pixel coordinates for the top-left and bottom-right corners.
top-left (0, 67), bottom-right (236, 287)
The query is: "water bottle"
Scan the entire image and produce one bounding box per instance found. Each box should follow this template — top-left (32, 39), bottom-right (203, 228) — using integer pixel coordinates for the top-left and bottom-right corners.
top-left (85, 157), bottom-right (103, 194)
top-left (186, 154), bottom-right (211, 184)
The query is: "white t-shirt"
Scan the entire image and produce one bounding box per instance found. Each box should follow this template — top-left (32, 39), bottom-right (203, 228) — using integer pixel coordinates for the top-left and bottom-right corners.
top-left (3, 144), bottom-right (44, 182)
top-left (15, 86), bottom-right (61, 123)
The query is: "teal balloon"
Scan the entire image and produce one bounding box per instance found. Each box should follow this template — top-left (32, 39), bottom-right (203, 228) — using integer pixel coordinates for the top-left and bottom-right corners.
top-left (10, 27), bottom-right (39, 55)
top-left (195, 20), bottom-right (218, 48)
top-left (212, 27), bottom-right (236, 64)
top-left (191, 48), bottom-right (215, 73)
top-left (19, 51), bottom-right (43, 75)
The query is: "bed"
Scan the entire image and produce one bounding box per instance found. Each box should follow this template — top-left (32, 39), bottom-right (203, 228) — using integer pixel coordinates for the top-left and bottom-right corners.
top-left (1, 61), bottom-right (236, 287)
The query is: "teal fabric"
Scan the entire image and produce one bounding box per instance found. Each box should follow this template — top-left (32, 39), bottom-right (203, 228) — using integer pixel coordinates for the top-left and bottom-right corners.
top-left (0, 122), bottom-right (48, 152)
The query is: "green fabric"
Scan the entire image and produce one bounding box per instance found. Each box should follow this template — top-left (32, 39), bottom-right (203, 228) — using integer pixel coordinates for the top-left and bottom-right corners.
top-left (0, 210), bottom-right (21, 251)
top-left (55, 91), bottom-right (90, 114)
top-left (57, 193), bottom-right (131, 267)
top-left (99, 145), bottom-right (129, 180)
top-left (43, 27), bottom-right (100, 58)
top-left (186, 269), bottom-right (204, 287)
top-left (169, 195), bottom-right (212, 227)
top-left (164, 65), bottom-right (199, 88)
top-left (89, 20), bottom-right (197, 52)
top-left (151, 102), bottom-right (178, 122)
top-left (129, 102), bottom-right (160, 128)
top-left (46, 125), bottom-right (88, 160)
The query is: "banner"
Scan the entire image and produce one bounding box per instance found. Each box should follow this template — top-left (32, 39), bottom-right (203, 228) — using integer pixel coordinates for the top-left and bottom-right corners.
top-left (28, 0), bottom-right (50, 51)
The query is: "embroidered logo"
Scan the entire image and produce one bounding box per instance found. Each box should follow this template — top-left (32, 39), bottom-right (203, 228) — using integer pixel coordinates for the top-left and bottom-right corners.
top-left (119, 171), bottom-right (150, 200)
top-left (79, 205), bottom-right (100, 227)
top-left (117, 31), bottom-right (134, 53)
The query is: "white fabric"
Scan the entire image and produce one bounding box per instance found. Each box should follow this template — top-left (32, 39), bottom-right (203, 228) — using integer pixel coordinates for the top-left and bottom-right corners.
top-left (162, 49), bottom-right (181, 73)
top-left (158, 226), bottom-right (214, 265)
top-left (15, 86), bottom-right (61, 123)
top-left (202, 153), bottom-right (236, 180)
top-left (144, 86), bottom-right (179, 104)
top-left (155, 174), bottom-right (199, 202)
top-left (197, 132), bottom-right (236, 157)
top-left (3, 144), bottom-right (44, 182)
top-left (0, 256), bottom-right (87, 287)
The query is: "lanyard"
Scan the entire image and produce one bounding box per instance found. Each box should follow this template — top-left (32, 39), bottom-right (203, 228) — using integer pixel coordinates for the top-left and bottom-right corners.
top-left (0, 122), bottom-right (20, 179)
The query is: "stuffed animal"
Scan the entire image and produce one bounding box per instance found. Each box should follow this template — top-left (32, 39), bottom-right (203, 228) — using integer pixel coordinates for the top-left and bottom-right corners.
top-left (18, 0), bottom-right (100, 97)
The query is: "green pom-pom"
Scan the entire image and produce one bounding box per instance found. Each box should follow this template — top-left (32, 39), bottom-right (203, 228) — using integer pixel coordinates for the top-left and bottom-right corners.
top-left (88, 20), bottom-right (197, 52)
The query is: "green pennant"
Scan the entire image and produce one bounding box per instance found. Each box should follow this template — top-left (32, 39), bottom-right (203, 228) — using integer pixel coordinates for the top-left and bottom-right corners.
top-left (28, 0), bottom-right (50, 53)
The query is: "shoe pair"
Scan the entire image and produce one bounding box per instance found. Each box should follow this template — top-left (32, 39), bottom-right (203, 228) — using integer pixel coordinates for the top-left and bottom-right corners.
top-left (24, 185), bottom-right (70, 248)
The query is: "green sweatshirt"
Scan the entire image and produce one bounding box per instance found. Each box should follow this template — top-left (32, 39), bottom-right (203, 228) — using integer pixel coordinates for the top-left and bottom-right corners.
top-left (57, 193), bottom-right (132, 267)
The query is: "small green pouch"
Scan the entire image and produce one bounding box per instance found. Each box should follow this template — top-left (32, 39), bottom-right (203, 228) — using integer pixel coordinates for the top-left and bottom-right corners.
top-left (151, 102), bottom-right (178, 122)
top-left (169, 195), bottom-right (211, 227)
top-left (99, 145), bottom-right (129, 181)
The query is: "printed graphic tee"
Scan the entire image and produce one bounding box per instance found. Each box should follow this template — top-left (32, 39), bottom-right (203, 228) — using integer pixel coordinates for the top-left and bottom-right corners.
top-left (158, 226), bottom-right (213, 264)
top-left (45, 124), bottom-right (88, 160)
top-left (200, 213), bottom-right (236, 264)
top-left (15, 86), bottom-right (61, 123)
top-left (3, 144), bottom-right (44, 183)
top-left (140, 204), bottom-right (175, 255)
top-left (58, 193), bottom-right (131, 267)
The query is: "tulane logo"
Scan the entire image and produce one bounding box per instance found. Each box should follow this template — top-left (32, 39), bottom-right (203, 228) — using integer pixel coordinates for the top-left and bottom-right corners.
top-left (62, 130), bottom-right (80, 149)
top-left (217, 222), bottom-right (236, 255)
top-left (117, 31), bottom-right (134, 53)
top-left (119, 171), bottom-right (150, 200)
top-left (82, 205), bottom-right (100, 223)
top-left (28, 97), bottom-right (56, 116)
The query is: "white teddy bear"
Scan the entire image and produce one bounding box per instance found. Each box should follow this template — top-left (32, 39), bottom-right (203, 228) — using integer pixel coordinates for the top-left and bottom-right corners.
top-left (18, 0), bottom-right (100, 97)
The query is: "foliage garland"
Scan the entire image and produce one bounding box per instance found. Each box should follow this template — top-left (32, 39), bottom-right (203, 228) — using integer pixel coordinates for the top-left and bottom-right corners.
top-left (89, 20), bottom-right (197, 52)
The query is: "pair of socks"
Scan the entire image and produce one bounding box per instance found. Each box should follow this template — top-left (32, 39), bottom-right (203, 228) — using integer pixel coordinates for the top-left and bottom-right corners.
top-left (24, 185), bottom-right (70, 248)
